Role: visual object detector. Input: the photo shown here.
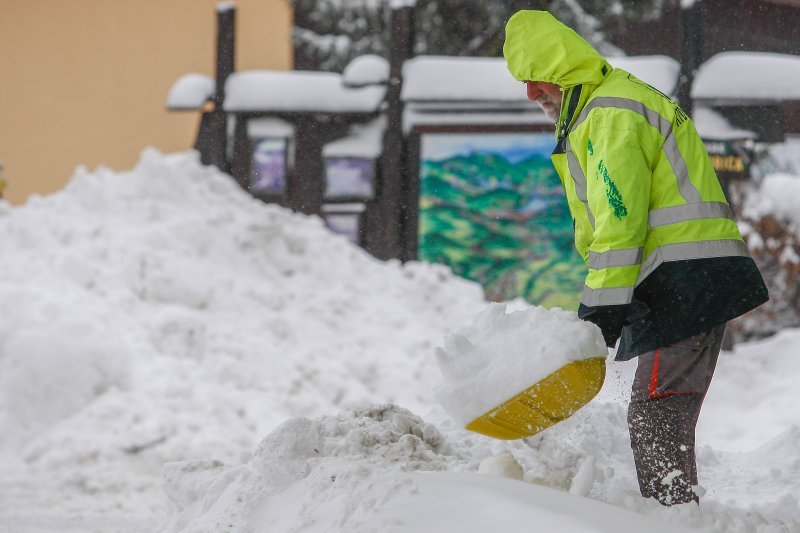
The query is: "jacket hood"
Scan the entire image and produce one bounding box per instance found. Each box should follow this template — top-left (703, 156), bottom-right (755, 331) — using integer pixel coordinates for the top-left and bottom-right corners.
top-left (503, 10), bottom-right (611, 88)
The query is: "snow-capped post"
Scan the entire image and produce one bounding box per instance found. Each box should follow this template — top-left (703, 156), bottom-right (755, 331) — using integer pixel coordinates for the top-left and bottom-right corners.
top-left (215, 3), bottom-right (236, 108)
top-left (676, 0), bottom-right (704, 118)
top-left (368, 0), bottom-right (416, 260)
top-left (196, 2), bottom-right (236, 172)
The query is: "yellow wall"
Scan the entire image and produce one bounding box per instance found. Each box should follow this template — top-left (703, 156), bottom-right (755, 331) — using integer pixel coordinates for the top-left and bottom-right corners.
top-left (0, 0), bottom-right (293, 204)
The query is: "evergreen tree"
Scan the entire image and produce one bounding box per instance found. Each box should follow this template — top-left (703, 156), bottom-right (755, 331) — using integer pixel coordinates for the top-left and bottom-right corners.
top-left (288, 0), bottom-right (670, 72)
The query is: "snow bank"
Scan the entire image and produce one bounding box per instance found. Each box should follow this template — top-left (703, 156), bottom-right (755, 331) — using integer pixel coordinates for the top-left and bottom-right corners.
top-left (0, 149), bottom-right (485, 519)
top-left (435, 303), bottom-right (607, 425)
top-left (158, 405), bottom-right (668, 533)
top-left (160, 403), bottom-right (799, 533)
top-left (158, 405), bottom-right (463, 532)
top-left (1, 149), bottom-right (798, 533)
top-left (700, 328), bottom-right (800, 453)
top-left (742, 172), bottom-right (800, 229)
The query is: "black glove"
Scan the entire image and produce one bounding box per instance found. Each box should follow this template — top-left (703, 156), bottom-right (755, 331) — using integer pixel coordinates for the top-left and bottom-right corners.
top-left (578, 303), bottom-right (629, 348)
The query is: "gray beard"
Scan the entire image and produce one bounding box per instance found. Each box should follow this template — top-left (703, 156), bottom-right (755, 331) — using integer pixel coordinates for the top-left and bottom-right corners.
top-left (537, 101), bottom-right (560, 123)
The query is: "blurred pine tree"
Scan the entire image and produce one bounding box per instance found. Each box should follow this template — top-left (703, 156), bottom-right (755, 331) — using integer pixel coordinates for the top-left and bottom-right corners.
top-left (288, 0), bottom-right (669, 71)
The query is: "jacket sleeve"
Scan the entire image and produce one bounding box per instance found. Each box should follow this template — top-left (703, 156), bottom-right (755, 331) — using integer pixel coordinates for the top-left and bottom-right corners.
top-left (577, 114), bottom-right (652, 346)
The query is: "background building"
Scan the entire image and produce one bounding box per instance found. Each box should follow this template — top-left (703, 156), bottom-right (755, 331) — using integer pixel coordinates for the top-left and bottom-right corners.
top-left (0, 0), bottom-right (292, 205)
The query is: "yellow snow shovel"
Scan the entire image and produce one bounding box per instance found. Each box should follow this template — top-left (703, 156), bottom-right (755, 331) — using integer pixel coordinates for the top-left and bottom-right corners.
top-left (465, 357), bottom-right (606, 440)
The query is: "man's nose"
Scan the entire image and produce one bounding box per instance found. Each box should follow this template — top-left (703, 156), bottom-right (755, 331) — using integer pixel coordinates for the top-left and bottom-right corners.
top-left (525, 81), bottom-right (543, 101)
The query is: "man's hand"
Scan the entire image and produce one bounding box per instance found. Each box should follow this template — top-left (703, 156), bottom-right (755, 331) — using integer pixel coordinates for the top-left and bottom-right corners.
top-left (578, 303), bottom-right (629, 348)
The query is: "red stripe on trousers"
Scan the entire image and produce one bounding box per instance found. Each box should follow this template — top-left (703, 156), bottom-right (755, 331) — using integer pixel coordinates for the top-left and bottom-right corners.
top-left (648, 349), bottom-right (693, 399)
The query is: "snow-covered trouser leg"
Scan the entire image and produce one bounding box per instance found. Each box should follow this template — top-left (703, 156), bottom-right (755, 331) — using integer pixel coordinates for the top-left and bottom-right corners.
top-left (627, 323), bottom-right (726, 506)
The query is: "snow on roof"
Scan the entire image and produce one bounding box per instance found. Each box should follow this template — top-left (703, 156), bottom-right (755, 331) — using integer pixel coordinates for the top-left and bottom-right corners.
top-left (692, 52), bottom-right (800, 102)
top-left (247, 117), bottom-right (295, 138)
top-left (343, 55), bottom-right (390, 88)
top-left (607, 55), bottom-right (681, 96)
top-left (401, 55), bottom-right (681, 103)
top-left (167, 73), bottom-right (215, 110)
top-left (224, 70), bottom-right (386, 114)
top-left (692, 107), bottom-right (756, 140)
top-left (322, 117), bottom-right (385, 159)
top-left (389, 0), bottom-right (417, 8)
top-left (402, 56), bottom-right (527, 103)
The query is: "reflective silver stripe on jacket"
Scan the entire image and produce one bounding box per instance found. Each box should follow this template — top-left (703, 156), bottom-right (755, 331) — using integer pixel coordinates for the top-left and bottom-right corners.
top-left (571, 96), bottom-right (703, 205)
top-left (565, 138), bottom-right (595, 229)
top-left (581, 285), bottom-right (634, 306)
top-left (573, 97), bottom-right (671, 137)
top-left (637, 239), bottom-right (750, 285)
top-left (648, 201), bottom-right (734, 227)
top-left (662, 134), bottom-right (703, 203)
top-left (588, 247), bottom-right (643, 270)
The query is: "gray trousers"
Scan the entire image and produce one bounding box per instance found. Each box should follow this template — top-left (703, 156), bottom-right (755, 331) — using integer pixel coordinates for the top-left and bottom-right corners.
top-left (627, 323), bottom-right (726, 506)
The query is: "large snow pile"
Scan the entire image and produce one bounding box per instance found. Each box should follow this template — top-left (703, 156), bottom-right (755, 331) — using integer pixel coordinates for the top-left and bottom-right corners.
top-left (0, 150), bottom-right (798, 533)
top-left (159, 405), bottom-right (690, 533)
top-left (435, 304), bottom-right (606, 425)
top-left (0, 149), bottom-right (485, 525)
top-left (160, 400), bottom-right (800, 532)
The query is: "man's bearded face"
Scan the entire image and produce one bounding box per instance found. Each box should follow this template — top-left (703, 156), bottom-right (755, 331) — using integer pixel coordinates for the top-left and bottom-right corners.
top-left (525, 81), bottom-right (563, 123)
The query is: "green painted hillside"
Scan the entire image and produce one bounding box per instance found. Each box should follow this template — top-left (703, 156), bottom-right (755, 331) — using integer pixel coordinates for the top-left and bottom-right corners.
top-left (419, 151), bottom-right (585, 310)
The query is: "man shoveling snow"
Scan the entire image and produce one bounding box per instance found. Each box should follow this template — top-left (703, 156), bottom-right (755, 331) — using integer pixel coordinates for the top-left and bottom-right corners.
top-left (437, 9), bottom-right (769, 508)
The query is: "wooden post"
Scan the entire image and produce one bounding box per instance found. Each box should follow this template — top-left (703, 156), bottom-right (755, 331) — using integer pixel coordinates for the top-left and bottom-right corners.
top-left (290, 116), bottom-right (325, 215)
top-left (230, 113), bottom-right (250, 190)
top-left (677, 0), bottom-right (703, 118)
top-left (366, 3), bottom-right (415, 260)
top-left (198, 3), bottom-right (236, 172)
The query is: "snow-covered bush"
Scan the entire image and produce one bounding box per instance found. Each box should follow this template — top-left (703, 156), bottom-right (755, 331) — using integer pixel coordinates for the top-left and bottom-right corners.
top-left (731, 173), bottom-right (800, 341)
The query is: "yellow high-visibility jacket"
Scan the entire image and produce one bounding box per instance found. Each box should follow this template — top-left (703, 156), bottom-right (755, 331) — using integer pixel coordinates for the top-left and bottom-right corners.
top-left (504, 11), bottom-right (768, 359)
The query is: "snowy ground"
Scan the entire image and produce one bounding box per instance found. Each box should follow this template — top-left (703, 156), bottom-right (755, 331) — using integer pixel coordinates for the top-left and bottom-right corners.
top-left (0, 150), bottom-right (798, 532)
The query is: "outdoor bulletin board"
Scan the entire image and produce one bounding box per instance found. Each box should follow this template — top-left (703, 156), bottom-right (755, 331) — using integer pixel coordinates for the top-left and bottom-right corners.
top-left (408, 126), bottom-right (585, 310)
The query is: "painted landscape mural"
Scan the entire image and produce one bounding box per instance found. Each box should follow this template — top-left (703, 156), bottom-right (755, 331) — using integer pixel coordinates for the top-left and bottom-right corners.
top-left (418, 132), bottom-right (585, 310)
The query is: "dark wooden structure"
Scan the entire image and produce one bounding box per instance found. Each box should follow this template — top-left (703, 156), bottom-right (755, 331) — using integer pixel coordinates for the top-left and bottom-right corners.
top-left (194, 5), bottom-right (235, 172)
top-left (170, 1), bottom-right (800, 263)
top-left (609, 0), bottom-right (800, 62)
top-left (612, 0), bottom-right (800, 130)
top-left (229, 112), bottom-right (376, 216)
top-left (366, 5), bottom-right (415, 260)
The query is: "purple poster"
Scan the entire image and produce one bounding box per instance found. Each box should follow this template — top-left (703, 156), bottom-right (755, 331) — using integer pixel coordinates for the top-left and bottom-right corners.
top-left (324, 158), bottom-right (374, 199)
top-left (251, 138), bottom-right (287, 193)
top-left (324, 213), bottom-right (361, 244)
top-left (322, 203), bottom-right (364, 244)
